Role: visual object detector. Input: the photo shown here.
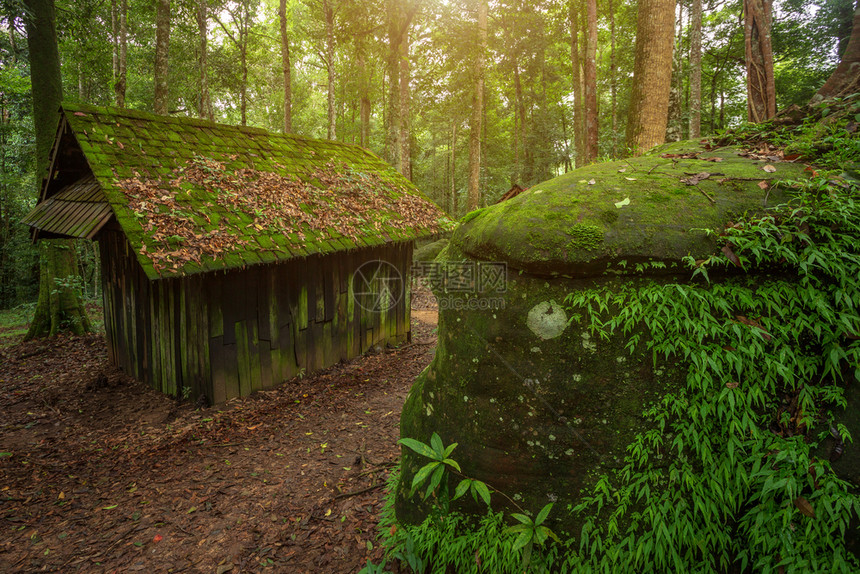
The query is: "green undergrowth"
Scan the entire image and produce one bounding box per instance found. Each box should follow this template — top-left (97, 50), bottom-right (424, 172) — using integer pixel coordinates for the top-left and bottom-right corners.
top-left (369, 467), bottom-right (575, 574)
top-left (0, 304), bottom-right (33, 346)
top-left (561, 174), bottom-right (860, 573)
top-left (377, 129), bottom-right (860, 570)
top-left (715, 93), bottom-right (860, 173)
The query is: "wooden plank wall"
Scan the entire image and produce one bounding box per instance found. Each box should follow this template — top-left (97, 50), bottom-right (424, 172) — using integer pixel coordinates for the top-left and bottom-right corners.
top-left (99, 231), bottom-right (413, 403)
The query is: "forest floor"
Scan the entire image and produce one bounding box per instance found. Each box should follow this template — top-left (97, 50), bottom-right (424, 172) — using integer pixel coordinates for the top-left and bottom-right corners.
top-left (0, 285), bottom-right (438, 573)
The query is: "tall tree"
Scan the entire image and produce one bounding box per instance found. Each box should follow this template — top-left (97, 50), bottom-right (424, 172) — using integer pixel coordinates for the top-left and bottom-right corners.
top-left (399, 24), bottom-right (411, 178)
top-left (197, 0), bottom-right (214, 120)
top-left (570, 0), bottom-right (584, 166)
top-left (626, 0), bottom-right (675, 154)
top-left (450, 121), bottom-right (457, 215)
top-left (666, 0), bottom-right (683, 142)
top-left (279, 0), bottom-right (292, 133)
top-left (154, 0), bottom-right (170, 115)
top-left (744, 0), bottom-right (776, 122)
top-left (609, 0), bottom-right (618, 156)
top-left (323, 0), bottom-right (336, 139)
top-left (467, 0), bottom-right (487, 211)
top-left (385, 0), bottom-right (401, 167)
top-left (213, 1), bottom-right (252, 125)
top-left (385, 0), bottom-right (417, 171)
top-left (357, 37), bottom-right (370, 147)
top-left (583, 0), bottom-right (598, 163)
top-left (23, 0), bottom-right (91, 339)
top-left (112, 0), bottom-right (127, 107)
top-left (813, 6), bottom-right (860, 102)
top-left (689, 0), bottom-right (703, 137)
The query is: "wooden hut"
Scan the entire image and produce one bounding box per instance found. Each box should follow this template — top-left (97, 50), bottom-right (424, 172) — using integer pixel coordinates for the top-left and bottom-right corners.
top-left (496, 183), bottom-right (526, 203)
top-left (23, 103), bottom-right (448, 403)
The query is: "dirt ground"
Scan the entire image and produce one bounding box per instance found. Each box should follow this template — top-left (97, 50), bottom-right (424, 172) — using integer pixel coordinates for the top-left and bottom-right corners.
top-left (0, 288), bottom-right (438, 573)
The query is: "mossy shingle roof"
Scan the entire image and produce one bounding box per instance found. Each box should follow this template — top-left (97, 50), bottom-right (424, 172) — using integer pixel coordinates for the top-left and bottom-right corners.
top-left (29, 103), bottom-right (449, 279)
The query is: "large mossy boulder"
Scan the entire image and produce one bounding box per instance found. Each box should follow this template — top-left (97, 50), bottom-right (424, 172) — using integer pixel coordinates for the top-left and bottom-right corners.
top-left (396, 140), bottom-right (809, 535)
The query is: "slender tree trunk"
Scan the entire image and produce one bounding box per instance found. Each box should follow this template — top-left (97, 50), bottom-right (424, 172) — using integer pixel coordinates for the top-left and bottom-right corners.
top-left (666, 0), bottom-right (683, 142)
top-left (609, 0), bottom-right (617, 156)
top-left (23, 0), bottom-right (91, 339)
top-left (385, 0), bottom-right (400, 165)
top-left (7, 14), bottom-right (18, 63)
top-left (570, 0), bottom-right (584, 167)
top-left (197, 0), bottom-right (213, 120)
top-left (399, 27), bottom-right (411, 178)
top-left (279, 0), bottom-right (293, 132)
top-left (358, 39), bottom-right (370, 147)
top-left (324, 0), bottom-right (336, 139)
top-left (626, 0), bottom-right (675, 155)
top-left (111, 0), bottom-right (127, 107)
top-left (710, 70), bottom-right (718, 132)
top-left (561, 108), bottom-right (572, 172)
top-left (450, 122), bottom-right (457, 216)
top-left (77, 59), bottom-right (85, 100)
top-left (154, 0), bottom-right (170, 115)
top-left (584, 0), bottom-right (598, 162)
top-left (689, 0), bottom-right (703, 137)
top-left (111, 0), bottom-right (117, 87)
top-left (467, 0), bottom-right (487, 211)
top-left (744, 0), bottom-right (776, 122)
top-left (813, 7), bottom-right (860, 102)
top-left (239, 3), bottom-right (249, 126)
top-left (513, 62), bottom-right (522, 185)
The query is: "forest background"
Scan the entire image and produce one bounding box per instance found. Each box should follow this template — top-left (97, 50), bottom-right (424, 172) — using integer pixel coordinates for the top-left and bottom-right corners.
top-left (0, 0), bottom-right (851, 311)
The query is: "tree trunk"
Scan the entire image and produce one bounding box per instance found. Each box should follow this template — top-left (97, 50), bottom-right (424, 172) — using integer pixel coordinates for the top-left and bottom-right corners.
top-left (239, 3), bottom-right (249, 126)
top-left (609, 0), bottom-right (617, 156)
top-left (570, 0), bottom-right (584, 167)
top-left (111, 0), bottom-right (117, 90)
top-left (116, 0), bottom-right (127, 107)
top-left (744, 0), bottom-right (776, 123)
top-left (324, 0), bottom-right (336, 140)
top-left (385, 0), bottom-right (400, 166)
top-left (584, 0), bottom-right (598, 163)
top-left (666, 0), bottom-right (684, 142)
top-left (154, 0), bottom-right (170, 115)
top-left (279, 0), bottom-right (293, 132)
top-left (358, 38), bottom-right (370, 147)
top-left (7, 13), bottom-right (18, 64)
top-left (689, 0), bottom-right (703, 137)
top-left (23, 0), bottom-right (91, 339)
top-left (197, 0), bottom-right (213, 120)
top-left (513, 62), bottom-right (523, 185)
top-left (467, 0), bottom-right (487, 212)
top-left (399, 26), bottom-right (411, 178)
top-left (450, 122), bottom-right (457, 216)
top-left (561, 108), bottom-right (572, 172)
top-left (813, 7), bottom-right (860, 102)
top-left (626, 0), bottom-right (675, 155)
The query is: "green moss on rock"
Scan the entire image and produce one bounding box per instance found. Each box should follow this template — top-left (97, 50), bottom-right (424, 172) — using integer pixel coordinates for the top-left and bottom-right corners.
top-left (396, 139), bottom-right (815, 537)
top-left (453, 141), bottom-right (808, 277)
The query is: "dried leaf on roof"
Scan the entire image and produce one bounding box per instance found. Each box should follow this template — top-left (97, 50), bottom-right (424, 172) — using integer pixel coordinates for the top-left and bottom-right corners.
top-left (119, 156), bottom-right (448, 272)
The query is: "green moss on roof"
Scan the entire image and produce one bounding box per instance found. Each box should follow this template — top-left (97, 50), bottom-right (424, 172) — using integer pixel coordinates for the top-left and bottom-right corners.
top-left (62, 102), bottom-right (453, 278)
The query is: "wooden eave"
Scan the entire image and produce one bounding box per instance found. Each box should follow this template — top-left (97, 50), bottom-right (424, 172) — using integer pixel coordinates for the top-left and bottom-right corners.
top-left (22, 175), bottom-right (113, 240)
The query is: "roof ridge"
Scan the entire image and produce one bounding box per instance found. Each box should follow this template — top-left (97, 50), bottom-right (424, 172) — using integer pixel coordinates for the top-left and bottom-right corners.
top-left (60, 102), bottom-right (369, 152)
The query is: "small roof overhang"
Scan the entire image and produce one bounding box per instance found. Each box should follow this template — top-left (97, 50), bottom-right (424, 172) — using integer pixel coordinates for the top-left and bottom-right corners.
top-left (22, 175), bottom-right (113, 240)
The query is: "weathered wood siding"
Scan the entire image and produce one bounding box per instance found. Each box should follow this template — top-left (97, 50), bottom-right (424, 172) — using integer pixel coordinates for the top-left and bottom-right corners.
top-left (99, 229), bottom-right (412, 402)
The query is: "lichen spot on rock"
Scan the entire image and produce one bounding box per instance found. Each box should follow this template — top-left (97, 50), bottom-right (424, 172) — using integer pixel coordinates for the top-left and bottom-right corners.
top-left (526, 300), bottom-right (568, 340)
